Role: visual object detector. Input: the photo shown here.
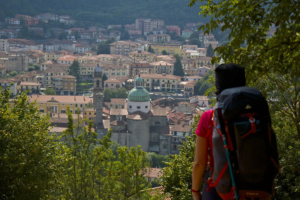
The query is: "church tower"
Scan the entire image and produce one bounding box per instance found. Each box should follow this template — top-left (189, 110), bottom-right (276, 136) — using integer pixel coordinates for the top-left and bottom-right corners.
top-left (93, 64), bottom-right (103, 107)
top-left (93, 64), bottom-right (104, 130)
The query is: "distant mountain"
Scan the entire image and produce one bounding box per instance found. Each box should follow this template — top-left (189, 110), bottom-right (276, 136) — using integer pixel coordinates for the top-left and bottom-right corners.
top-left (0, 0), bottom-right (207, 27)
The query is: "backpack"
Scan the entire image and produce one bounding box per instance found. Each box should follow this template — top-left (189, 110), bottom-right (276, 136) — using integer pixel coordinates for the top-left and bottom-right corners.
top-left (207, 86), bottom-right (280, 200)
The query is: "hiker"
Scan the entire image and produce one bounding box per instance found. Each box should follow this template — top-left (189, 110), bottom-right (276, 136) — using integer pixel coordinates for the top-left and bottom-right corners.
top-left (192, 63), bottom-right (279, 200)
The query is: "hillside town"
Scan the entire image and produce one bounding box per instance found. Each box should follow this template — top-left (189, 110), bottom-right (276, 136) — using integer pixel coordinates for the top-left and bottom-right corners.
top-left (0, 13), bottom-right (224, 155)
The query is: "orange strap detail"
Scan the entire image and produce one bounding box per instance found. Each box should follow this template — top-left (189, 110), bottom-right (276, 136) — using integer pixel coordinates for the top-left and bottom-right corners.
top-left (208, 162), bottom-right (229, 188)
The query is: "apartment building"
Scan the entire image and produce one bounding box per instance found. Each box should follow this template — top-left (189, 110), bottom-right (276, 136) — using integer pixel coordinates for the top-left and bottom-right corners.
top-left (0, 64), bottom-right (6, 77)
top-left (7, 18), bottom-right (20, 25)
top-left (57, 55), bottom-right (77, 64)
top-left (0, 53), bottom-right (28, 72)
top-left (150, 61), bottom-right (174, 74)
top-left (194, 57), bottom-right (213, 68)
top-left (8, 39), bottom-right (43, 51)
top-left (52, 75), bottom-right (76, 95)
top-left (166, 26), bottom-right (181, 36)
top-left (135, 18), bottom-right (152, 35)
top-left (42, 68), bottom-right (68, 88)
top-left (182, 29), bottom-right (193, 39)
top-left (0, 39), bottom-right (9, 52)
top-left (28, 95), bottom-right (93, 115)
top-left (129, 51), bottom-right (156, 63)
top-left (0, 79), bottom-right (18, 96)
top-left (182, 45), bottom-right (198, 51)
top-left (151, 20), bottom-right (164, 29)
top-left (137, 74), bottom-right (181, 92)
top-left (204, 40), bottom-right (219, 50)
top-left (147, 34), bottom-right (171, 43)
top-left (102, 65), bottom-right (129, 79)
top-left (148, 44), bottom-right (182, 55)
top-left (104, 78), bottom-right (128, 90)
top-left (18, 82), bottom-right (41, 94)
top-left (131, 62), bottom-right (153, 76)
top-left (110, 41), bottom-right (143, 56)
top-left (36, 13), bottom-right (59, 22)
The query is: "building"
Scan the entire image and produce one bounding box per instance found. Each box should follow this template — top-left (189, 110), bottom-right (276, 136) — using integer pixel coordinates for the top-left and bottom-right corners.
top-left (182, 45), bottom-right (198, 51)
top-left (150, 61), bottom-right (174, 75)
top-left (166, 26), bottom-right (181, 36)
top-left (110, 41), bottom-right (143, 56)
top-left (204, 40), bottom-right (219, 50)
top-left (129, 51), bottom-right (156, 63)
top-left (156, 55), bottom-right (176, 64)
top-left (102, 64), bottom-right (129, 79)
top-left (194, 57), bottom-right (212, 68)
top-left (0, 79), bottom-right (18, 96)
top-left (196, 66), bottom-right (211, 76)
top-left (151, 20), bottom-right (164, 29)
top-left (35, 13), bottom-right (59, 22)
top-left (52, 75), bottom-right (76, 95)
top-left (182, 29), bottom-right (193, 39)
top-left (181, 58), bottom-right (194, 69)
top-left (0, 64), bottom-right (6, 77)
top-left (57, 55), bottom-right (77, 64)
top-left (190, 95), bottom-right (209, 107)
top-left (131, 62), bottom-right (153, 76)
top-left (135, 19), bottom-right (153, 35)
top-left (199, 33), bottom-right (216, 43)
top-left (28, 95), bottom-right (93, 114)
top-left (75, 44), bottom-right (93, 53)
top-left (17, 81), bottom-right (41, 94)
top-left (147, 34), bottom-right (171, 43)
top-left (42, 68), bottom-right (68, 88)
top-left (182, 80), bottom-right (197, 97)
top-left (0, 39), bottom-right (9, 52)
top-left (104, 78), bottom-right (128, 90)
top-left (106, 98), bottom-right (126, 109)
top-left (7, 18), bottom-right (20, 25)
top-left (137, 73), bottom-right (181, 92)
top-left (24, 18), bottom-right (39, 26)
top-left (8, 39), bottom-right (43, 51)
top-left (148, 44), bottom-right (182, 55)
top-left (197, 48), bottom-right (207, 57)
top-left (0, 29), bottom-right (17, 38)
top-left (59, 15), bottom-right (75, 25)
top-left (0, 52), bottom-right (28, 72)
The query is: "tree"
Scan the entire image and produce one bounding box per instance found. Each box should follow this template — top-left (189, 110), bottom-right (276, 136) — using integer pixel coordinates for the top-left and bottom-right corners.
top-left (173, 54), bottom-right (184, 76)
top-left (188, 0), bottom-right (300, 197)
top-left (102, 73), bottom-right (108, 87)
top-left (0, 89), bottom-right (60, 199)
top-left (206, 43), bottom-right (214, 57)
top-left (97, 38), bottom-right (115, 54)
top-left (161, 114), bottom-right (200, 199)
top-left (44, 87), bottom-right (56, 95)
top-left (58, 32), bottom-right (68, 40)
top-left (69, 60), bottom-right (81, 80)
top-left (120, 31), bottom-right (130, 40)
top-left (148, 45), bottom-right (154, 53)
top-left (34, 65), bottom-right (40, 70)
top-left (161, 50), bottom-right (168, 55)
top-left (72, 30), bottom-right (81, 40)
top-left (189, 31), bottom-right (200, 40)
top-left (28, 66), bottom-right (35, 71)
top-left (189, 38), bottom-right (202, 47)
top-left (9, 71), bottom-right (17, 77)
top-left (146, 152), bottom-right (169, 168)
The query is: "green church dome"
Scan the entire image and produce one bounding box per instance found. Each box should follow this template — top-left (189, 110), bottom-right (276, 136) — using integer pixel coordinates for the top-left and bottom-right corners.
top-left (128, 87), bottom-right (150, 102)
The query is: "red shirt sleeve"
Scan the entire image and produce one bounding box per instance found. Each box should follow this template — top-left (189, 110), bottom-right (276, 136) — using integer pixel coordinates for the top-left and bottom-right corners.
top-left (195, 110), bottom-right (213, 137)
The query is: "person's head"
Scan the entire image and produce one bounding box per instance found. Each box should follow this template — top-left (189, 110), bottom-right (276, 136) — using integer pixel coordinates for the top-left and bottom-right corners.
top-left (215, 63), bottom-right (246, 96)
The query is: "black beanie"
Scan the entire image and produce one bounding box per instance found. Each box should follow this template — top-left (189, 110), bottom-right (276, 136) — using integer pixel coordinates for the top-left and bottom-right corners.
top-left (215, 63), bottom-right (246, 95)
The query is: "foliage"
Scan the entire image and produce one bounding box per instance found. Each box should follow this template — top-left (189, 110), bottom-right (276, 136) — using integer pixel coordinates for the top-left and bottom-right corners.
top-left (72, 30), bottom-right (81, 40)
top-left (58, 32), bottom-right (68, 40)
top-left (69, 60), bottom-right (81, 80)
top-left (161, 50), bottom-right (168, 55)
top-left (148, 45), bottom-right (154, 53)
top-left (97, 38), bottom-right (115, 54)
top-left (9, 71), bottom-right (18, 77)
top-left (55, 110), bottom-right (149, 199)
top-left (1, 0), bottom-right (208, 28)
top-left (161, 114), bottom-right (201, 199)
top-left (44, 87), bottom-right (56, 95)
top-left (206, 44), bottom-right (214, 57)
top-left (120, 31), bottom-right (130, 40)
top-left (173, 54), bottom-right (184, 76)
top-left (0, 89), bottom-right (59, 199)
top-left (188, 0), bottom-right (300, 197)
top-left (194, 70), bottom-right (214, 96)
top-left (28, 66), bottom-right (35, 71)
top-left (103, 88), bottom-right (127, 101)
top-left (189, 38), bottom-right (202, 47)
top-left (189, 31), bottom-right (200, 40)
top-left (146, 152), bottom-right (169, 168)
top-left (34, 65), bottom-right (40, 70)
top-left (102, 73), bottom-right (108, 85)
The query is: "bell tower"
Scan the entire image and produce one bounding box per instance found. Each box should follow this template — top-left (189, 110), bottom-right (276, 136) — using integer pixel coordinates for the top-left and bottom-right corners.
top-left (93, 64), bottom-right (103, 107)
top-left (95, 92), bottom-right (104, 129)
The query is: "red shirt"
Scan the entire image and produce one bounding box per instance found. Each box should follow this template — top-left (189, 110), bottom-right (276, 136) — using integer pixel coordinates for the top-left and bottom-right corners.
top-left (195, 109), bottom-right (214, 168)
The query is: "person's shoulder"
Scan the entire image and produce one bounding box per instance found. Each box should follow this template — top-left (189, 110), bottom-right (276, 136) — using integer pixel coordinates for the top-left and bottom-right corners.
top-left (203, 109), bottom-right (213, 117)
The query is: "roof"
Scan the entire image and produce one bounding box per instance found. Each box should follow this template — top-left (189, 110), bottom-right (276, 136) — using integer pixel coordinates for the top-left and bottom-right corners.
top-left (150, 61), bottom-right (173, 66)
top-left (19, 81), bottom-right (41, 86)
top-left (111, 98), bottom-right (126, 104)
top-left (138, 74), bottom-right (181, 80)
top-left (151, 107), bottom-right (167, 116)
top-left (144, 168), bottom-right (163, 178)
top-left (28, 95), bottom-right (93, 104)
top-left (110, 120), bottom-right (127, 126)
top-left (170, 123), bottom-right (191, 133)
top-left (110, 109), bottom-right (128, 116)
top-left (184, 80), bottom-right (197, 87)
top-left (0, 64), bottom-right (6, 69)
top-left (127, 111), bottom-right (151, 120)
top-left (52, 75), bottom-right (76, 79)
top-left (104, 78), bottom-right (128, 83)
top-left (57, 55), bottom-right (77, 61)
top-left (128, 87), bottom-right (150, 102)
top-left (48, 126), bottom-right (67, 133)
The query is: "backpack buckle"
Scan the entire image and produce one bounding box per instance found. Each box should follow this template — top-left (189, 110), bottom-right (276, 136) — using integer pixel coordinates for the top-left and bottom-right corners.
top-left (249, 117), bottom-right (255, 123)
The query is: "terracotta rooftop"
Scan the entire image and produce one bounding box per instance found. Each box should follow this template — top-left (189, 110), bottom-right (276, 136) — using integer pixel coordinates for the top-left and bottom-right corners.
top-left (104, 78), bottom-right (128, 83)
top-left (137, 74), bottom-right (181, 80)
top-left (144, 168), bottom-right (163, 178)
top-left (170, 123), bottom-right (191, 133)
top-left (19, 81), bottom-right (41, 86)
top-left (111, 98), bottom-right (126, 104)
top-left (127, 111), bottom-right (151, 120)
top-left (110, 109), bottom-right (128, 116)
top-left (150, 61), bottom-right (173, 66)
top-left (28, 95), bottom-right (93, 104)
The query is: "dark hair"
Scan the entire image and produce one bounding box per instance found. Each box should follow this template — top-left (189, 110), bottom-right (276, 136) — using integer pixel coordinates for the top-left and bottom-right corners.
top-left (215, 63), bottom-right (246, 95)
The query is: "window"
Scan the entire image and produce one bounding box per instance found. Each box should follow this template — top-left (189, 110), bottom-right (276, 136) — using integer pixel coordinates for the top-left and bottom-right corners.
top-left (163, 144), bottom-right (167, 149)
top-left (39, 109), bottom-right (44, 113)
top-left (61, 109), bottom-right (66, 113)
top-left (137, 106), bottom-right (140, 109)
top-left (174, 131), bottom-right (177, 136)
top-left (145, 106), bottom-right (148, 109)
top-left (89, 112), bottom-right (91, 115)
top-left (80, 104), bottom-right (82, 107)
top-left (154, 121), bottom-right (160, 125)
top-left (75, 104), bottom-right (78, 107)
top-left (70, 109), bottom-right (73, 113)
top-left (129, 105), bottom-right (132, 109)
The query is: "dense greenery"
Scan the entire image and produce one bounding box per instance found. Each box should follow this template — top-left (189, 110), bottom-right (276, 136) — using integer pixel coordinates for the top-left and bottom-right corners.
top-left (189, 38), bottom-right (202, 47)
top-left (146, 152), bottom-right (169, 168)
top-left (148, 45), bottom-right (154, 53)
top-left (97, 38), bottom-right (115, 55)
top-left (103, 88), bottom-right (127, 101)
top-left (173, 54), bottom-right (184, 76)
top-left (0, 89), bottom-right (150, 199)
top-left (0, 0), bottom-right (208, 27)
top-left (194, 70), bottom-right (214, 95)
top-left (44, 87), bottom-right (56, 95)
top-left (206, 44), bottom-right (214, 57)
top-left (160, 0), bottom-right (300, 199)
top-left (69, 60), bottom-right (81, 80)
